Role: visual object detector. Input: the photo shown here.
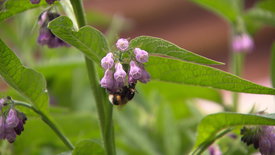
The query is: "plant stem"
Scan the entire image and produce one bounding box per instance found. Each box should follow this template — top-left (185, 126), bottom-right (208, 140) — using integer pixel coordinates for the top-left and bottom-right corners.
top-left (69, 1), bottom-right (116, 154)
top-left (13, 101), bottom-right (74, 150)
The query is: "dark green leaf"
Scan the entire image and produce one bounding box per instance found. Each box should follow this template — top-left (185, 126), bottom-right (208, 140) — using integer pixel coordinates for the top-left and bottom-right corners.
top-left (272, 43), bottom-right (275, 88)
top-left (0, 0), bottom-right (46, 22)
top-left (245, 8), bottom-right (275, 26)
top-left (256, 0), bottom-right (275, 13)
top-left (0, 39), bottom-right (48, 111)
top-left (130, 36), bottom-right (223, 65)
top-left (48, 16), bottom-right (109, 64)
top-left (192, 112), bottom-right (275, 154)
top-left (147, 56), bottom-right (275, 95)
top-left (190, 0), bottom-right (241, 23)
top-left (72, 139), bottom-right (104, 155)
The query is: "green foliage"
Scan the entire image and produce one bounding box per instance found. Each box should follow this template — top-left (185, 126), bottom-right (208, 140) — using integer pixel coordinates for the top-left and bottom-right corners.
top-left (48, 16), bottom-right (109, 64)
top-left (0, 39), bottom-right (48, 112)
top-left (130, 36), bottom-right (223, 65)
top-left (0, 0), bottom-right (46, 22)
top-left (147, 56), bottom-right (275, 95)
top-left (190, 0), bottom-right (241, 23)
top-left (72, 140), bottom-right (105, 155)
top-left (193, 113), bottom-right (275, 154)
top-left (245, 7), bottom-right (275, 26)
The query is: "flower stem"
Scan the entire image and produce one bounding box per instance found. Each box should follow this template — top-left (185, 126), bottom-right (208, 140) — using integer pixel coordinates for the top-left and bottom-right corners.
top-left (13, 101), bottom-right (74, 150)
top-left (69, 1), bottom-right (116, 154)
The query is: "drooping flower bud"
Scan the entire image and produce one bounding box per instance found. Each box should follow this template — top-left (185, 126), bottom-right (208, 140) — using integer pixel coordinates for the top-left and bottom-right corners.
top-left (5, 128), bottom-right (16, 143)
top-left (114, 63), bottom-right (127, 88)
top-left (134, 48), bottom-right (148, 63)
top-left (116, 38), bottom-right (129, 52)
top-left (101, 53), bottom-right (114, 70)
top-left (138, 66), bottom-right (150, 83)
top-left (30, 0), bottom-right (40, 4)
top-left (5, 109), bottom-right (19, 129)
top-left (46, 0), bottom-right (57, 4)
top-left (38, 11), bottom-right (48, 26)
top-left (100, 69), bottom-right (115, 91)
top-left (14, 112), bottom-right (27, 135)
top-left (208, 145), bottom-right (222, 155)
top-left (232, 34), bottom-right (254, 53)
top-left (129, 61), bottom-right (142, 80)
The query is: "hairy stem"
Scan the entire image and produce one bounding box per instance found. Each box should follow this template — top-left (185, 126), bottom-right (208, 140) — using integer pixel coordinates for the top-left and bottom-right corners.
top-left (14, 101), bottom-right (74, 150)
top-left (69, 0), bottom-right (116, 154)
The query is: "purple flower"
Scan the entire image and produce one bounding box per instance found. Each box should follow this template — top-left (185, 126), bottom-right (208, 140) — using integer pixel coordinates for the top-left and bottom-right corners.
top-left (30, 0), bottom-right (40, 4)
top-left (258, 126), bottom-right (275, 155)
top-left (114, 63), bottom-right (127, 88)
top-left (116, 38), bottom-right (129, 52)
top-left (38, 11), bottom-right (48, 26)
top-left (46, 0), bottom-right (57, 4)
top-left (138, 66), bottom-right (150, 83)
top-left (101, 53), bottom-right (114, 70)
top-left (5, 109), bottom-right (19, 129)
top-left (129, 61), bottom-right (142, 80)
top-left (134, 48), bottom-right (148, 63)
top-left (0, 116), bottom-right (5, 139)
top-left (100, 69), bottom-right (115, 91)
top-left (37, 28), bottom-right (54, 45)
top-left (5, 128), bottom-right (16, 143)
top-left (232, 34), bottom-right (254, 53)
top-left (208, 145), bottom-right (222, 155)
top-left (0, 98), bottom-right (4, 110)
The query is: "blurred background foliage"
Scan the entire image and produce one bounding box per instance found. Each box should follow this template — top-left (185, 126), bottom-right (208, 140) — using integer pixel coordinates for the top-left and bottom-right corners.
top-left (0, 0), bottom-right (274, 154)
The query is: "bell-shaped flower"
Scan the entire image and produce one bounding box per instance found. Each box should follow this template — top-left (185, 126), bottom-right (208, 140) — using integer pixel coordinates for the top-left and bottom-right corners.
top-left (101, 53), bottom-right (114, 70)
top-left (5, 109), bottom-right (19, 129)
top-left (30, 0), bottom-right (40, 4)
top-left (138, 66), bottom-right (150, 83)
top-left (0, 116), bottom-right (5, 139)
top-left (100, 69), bottom-right (115, 90)
top-left (116, 38), bottom-right (129, 52)
top-left (129, 61), bottom-right (142, 80)
top-left (114, 63), bottom-right (127, 87)
top-left (134, 48), bottom-right (148, 63)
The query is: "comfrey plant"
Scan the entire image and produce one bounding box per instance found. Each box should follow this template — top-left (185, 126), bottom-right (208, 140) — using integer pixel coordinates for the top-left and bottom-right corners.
top-left (1, 0), bottom-right (275, 154)
top-left (100, 38), bottom-right (150, 105)
top-left (0, 98), bottom-right (27, 143)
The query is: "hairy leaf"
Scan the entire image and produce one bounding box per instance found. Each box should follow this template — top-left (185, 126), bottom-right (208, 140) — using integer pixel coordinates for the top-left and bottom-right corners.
top-left (191, 0), bottom-right (241, 23)
top-left (48, 16), bottom-right (109, 64)
top-left (0, 39), bottom-right (48, 111)
top-left (147, 56), bottom-right (275, 95)
top-left (192, 113), bottom-right (275, 154)
top-left (0, 0), bottom-right (46, 22)
top-left (130, 36), bottom-right (223, 65)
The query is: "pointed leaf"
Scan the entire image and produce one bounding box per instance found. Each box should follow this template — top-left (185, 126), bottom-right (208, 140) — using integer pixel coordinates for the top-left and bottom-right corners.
top-left (0, 39), bottom-right (48, 111)
top-left (192, 112), bottom-right (275, 154)
top-left (0, 0), bottom-right (46, 22)
top-left (130, 36), bottom-right (223, 65)
top-left (147, 56), bottom-right (275, 95)
top-left (48, 16), bottom-right (109, 64)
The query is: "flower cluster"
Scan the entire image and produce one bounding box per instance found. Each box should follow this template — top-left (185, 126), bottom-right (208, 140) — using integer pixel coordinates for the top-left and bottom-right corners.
top-left (241, 125), bottom-right (275, 155)
top-left (0, 98), bottom-right (27, 143)
top-left (30, 0), bottom-right (58, 4)
top-left (232, 33), bottom-right (254, 53)
top-left (100, 38), bottom-right (150, 94)
top-left (37, 11), bottom-right (69, 48)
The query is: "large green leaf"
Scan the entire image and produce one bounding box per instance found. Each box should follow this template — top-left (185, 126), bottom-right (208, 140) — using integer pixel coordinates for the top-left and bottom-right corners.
top-left (191, 0), bottom-right (241, 23)
top-left (147, 56), bottom-right (275, 95)
top-left (48, 16), bottom-right (109, 64)
top-left (192, 112), bottom-right (275, 154)
top-left (245, 8), bottom-right (275, 26)
top-left (0, 0), bottom-right (46, 22)
top-left (0, 39), bottom-right (48, 111)
top-left (130, 36), bottom-right (223, 65)
top-left (272, 43), bottom-right (275, 88)
top-left (72, 139), bottom-right (104, 155)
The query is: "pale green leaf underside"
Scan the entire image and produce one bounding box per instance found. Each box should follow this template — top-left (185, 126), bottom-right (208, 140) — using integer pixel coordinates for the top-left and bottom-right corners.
top-left (49, 16), bottom-right (109, 64)
top-left (0, 39), bottom-right (48, 111)
top-left (0, 0), bottom-right (46, 22)
top-left (194, 112), bottom-right (275, 149)
top-left (130, 36), bottom-right (223, 65)
top-left (147, 56), bottom-right (275, 95)
top-left (191, 0), bottom-right (241, 23)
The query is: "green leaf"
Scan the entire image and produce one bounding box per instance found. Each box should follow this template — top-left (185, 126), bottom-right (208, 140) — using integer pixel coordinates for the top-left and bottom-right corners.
top-left (192, 112), bottom-right (275, 154)
top-left (130, 36), bottom-right (223, 65)
top-left (72, 139), bottom-right (104, 155)
top-left (191, 0), bottom-right (241, 23)
top-left (256, 0), bottom-right (275, 13)
top-left (0, 39), bottom-right (48, 111)
top-left (245, 8), bottom-right (275, 26)
top-left (48, 16), bottom-right (109, 64)
top-left (0, 0), bottom-right (46, 22)
top-left (147, 56), bottom-right (275, 95)
top-left (272, 43), bottom-right (275, 88)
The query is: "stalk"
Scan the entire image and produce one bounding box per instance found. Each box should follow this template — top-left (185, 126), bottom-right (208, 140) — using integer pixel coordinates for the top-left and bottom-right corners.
top-left (68, 1), bottom-right (116, 154)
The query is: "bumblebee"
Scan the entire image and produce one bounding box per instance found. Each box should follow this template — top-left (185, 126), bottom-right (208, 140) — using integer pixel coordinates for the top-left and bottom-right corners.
top-left (108, 83), bottom-right (136, 105)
